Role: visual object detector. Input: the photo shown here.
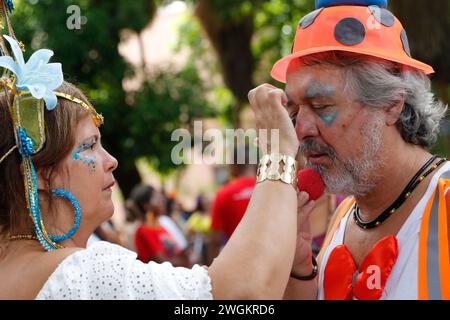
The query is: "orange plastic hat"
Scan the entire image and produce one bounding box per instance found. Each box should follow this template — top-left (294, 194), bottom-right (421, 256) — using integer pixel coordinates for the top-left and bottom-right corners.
top-left (271, 1), bottom-right (434, 83)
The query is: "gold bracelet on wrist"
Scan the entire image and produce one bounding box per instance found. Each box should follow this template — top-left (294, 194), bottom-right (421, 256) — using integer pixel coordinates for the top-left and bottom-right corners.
top-left (256, 153), bottom-right (297, 188)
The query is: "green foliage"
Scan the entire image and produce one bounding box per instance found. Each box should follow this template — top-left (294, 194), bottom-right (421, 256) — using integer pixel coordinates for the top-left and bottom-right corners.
top-left (127, 65), bottom-right (216, 173)
top-left (253, 0), bottom-right (313, 84)
top-left (175, 8), bottom-right (235, 125)
top-left (11, 0), bottom-right (215, 194)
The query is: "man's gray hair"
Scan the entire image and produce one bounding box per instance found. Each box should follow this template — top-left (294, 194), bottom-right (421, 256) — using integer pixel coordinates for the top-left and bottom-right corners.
top-left (300, 52), bottom-right (448, 149)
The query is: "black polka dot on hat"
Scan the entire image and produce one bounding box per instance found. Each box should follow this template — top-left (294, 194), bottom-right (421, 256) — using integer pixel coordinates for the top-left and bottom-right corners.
top-left (401, 29), bottom-right (411, 57)
top-left (368, 5), bottom-right (395, 27)
top-left (334, 18), bottom-right (366, 46)
top-left (299, 8), bottom-right (324, 29)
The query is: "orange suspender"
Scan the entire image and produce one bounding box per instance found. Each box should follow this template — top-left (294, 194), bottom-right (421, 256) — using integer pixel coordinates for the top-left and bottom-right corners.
top-left (418, 172), bottom-right (450, 300)
top-left (317, 197), bottom-right (355, 267)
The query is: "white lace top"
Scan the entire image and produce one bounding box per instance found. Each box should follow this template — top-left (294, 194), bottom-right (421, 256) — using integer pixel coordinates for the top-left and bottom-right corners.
top-left (35, 241), bottom-right (213, 300)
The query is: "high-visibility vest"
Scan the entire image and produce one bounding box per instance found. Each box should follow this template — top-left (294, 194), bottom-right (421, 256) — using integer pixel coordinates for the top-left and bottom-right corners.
top-left (318, 170), bottom-right (450, 300)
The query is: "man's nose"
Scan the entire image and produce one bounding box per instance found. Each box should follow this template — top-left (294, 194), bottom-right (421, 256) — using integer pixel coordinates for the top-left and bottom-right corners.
top-left (295, 108), bottom-right (319, 141)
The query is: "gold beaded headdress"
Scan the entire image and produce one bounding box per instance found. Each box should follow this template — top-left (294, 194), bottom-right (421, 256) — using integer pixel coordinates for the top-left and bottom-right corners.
top-left (55, 91), bottom-right (104, 127)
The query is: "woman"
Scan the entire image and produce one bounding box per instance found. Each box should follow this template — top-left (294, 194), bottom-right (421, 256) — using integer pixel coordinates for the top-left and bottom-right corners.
top-left (126, 184), bottom-right (188, 266)
top-left (0, 57), bottom-right (313, 299)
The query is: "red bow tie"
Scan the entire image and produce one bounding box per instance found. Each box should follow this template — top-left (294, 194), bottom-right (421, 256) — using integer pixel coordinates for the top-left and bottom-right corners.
top-left (323, 235), bottom-right (398, 300)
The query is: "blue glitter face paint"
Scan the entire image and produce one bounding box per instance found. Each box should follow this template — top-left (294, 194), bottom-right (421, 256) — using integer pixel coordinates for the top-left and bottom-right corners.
top-left (319, 112), bottom-right (339, 127)
top-left (72, 138), bottom-right (97, 173)
top-left (304, 81), bottom-right (334, 100)
top-left (304, 81), bottom-right (339, 127)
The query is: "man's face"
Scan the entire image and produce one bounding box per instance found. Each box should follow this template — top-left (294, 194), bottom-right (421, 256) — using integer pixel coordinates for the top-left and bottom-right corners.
top-left (285, 62), bottom-right (386, 197)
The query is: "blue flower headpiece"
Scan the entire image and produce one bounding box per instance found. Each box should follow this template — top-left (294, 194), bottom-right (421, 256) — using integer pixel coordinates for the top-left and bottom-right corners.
top-left (0, 35), bottom-right (63, 109)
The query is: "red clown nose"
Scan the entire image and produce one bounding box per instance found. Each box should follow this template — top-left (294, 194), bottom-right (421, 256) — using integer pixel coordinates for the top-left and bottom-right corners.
top-left (297, 168), bottom-right (325, 201)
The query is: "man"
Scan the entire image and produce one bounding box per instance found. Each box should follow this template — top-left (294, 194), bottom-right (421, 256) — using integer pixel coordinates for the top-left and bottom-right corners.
top-left (207, 145), bottom-right (257, 264)
top-left (250, 0), bottom-right (449, 299)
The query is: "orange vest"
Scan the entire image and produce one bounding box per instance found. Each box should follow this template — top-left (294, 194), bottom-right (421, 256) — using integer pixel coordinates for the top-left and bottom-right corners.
top-left (318, 170), bottom-right (450, 300)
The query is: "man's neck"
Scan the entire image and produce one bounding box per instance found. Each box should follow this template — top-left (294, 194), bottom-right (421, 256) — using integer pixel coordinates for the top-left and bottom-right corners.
top-left (356, 143), bottom-right (431, 221)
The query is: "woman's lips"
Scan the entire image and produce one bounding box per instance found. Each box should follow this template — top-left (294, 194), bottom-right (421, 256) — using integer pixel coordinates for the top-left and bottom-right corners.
top-left (103, 180), bottom-right (115, 191)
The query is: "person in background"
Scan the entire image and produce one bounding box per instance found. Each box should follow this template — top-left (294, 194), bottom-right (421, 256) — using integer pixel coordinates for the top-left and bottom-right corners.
top-left (207, 145), bottom-right (257, 264)
top-left (186, 195), bottom-right (212, 265)
top-left (159, 192), bottom-right (189, 256)
top-left (126, 184), bottom-right (189, 266)
top-left (86, 219), bottom-right (126, 248)
top-left (165, 191), bottom-right (190, 232)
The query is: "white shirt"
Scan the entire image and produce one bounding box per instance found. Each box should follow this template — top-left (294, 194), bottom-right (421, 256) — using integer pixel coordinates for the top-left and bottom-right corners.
top-left (318, 162), bottom-right (450, 300)
top-left (35, 241), bottom-right (212, 300)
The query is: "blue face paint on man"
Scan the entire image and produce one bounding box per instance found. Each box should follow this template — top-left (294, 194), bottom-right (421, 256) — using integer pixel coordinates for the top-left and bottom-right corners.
top-left (319, 112), bottom-right (339, 127)
top-left (72, 140), bottom-right (96, 173)
top-left (304, 81), bottom-right (335, 101)
top-left (305, 81), bottom-right (339, 127)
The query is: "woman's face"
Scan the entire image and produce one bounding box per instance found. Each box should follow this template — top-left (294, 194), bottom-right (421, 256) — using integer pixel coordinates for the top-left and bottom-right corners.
top-left (51, 116), bottom-right (118, 233)
top-left (149, 190), bottom-right (166, 215)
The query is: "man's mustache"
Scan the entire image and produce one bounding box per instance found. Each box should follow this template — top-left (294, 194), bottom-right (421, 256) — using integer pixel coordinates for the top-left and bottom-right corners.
top-left (300, 139), bottom-right (337, 161)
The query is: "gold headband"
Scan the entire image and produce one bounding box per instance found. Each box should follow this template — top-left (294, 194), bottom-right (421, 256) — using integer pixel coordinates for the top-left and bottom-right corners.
top-left (0, 145), bottom-right (17, 164)
top-left (54, 91), bottom-right (104, 127)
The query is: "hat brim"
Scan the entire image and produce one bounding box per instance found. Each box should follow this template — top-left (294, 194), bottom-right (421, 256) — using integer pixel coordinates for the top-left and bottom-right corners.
top-left (271, 46), bottom-right (435, 83)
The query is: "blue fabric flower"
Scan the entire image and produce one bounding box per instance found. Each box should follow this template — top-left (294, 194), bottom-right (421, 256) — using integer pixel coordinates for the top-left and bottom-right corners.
top-left (6, 0), bottom-right (14, 12)
top-left (0, 35), bottom-right (63, 110)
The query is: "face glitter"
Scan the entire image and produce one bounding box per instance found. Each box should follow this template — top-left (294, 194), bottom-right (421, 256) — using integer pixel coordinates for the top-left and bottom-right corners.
top-left (72, 140), bottom-right (97, 173)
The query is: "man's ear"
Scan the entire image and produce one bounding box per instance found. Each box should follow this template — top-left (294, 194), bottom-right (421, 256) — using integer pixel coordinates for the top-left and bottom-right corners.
top-left (384, 96), bottom-right (405, 126)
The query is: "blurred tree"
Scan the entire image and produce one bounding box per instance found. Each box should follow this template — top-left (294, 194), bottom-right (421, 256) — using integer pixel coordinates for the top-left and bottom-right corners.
top-left (390, 0), bottom-right (450, 103)
top-left (181, 0), bottom-right (311, 126)
top-left (193, 0), bottom-right (257, 126)
top-left (389, 0), bottom-right (450, 156)
top-left (12, 0), bottom-right (214, 196)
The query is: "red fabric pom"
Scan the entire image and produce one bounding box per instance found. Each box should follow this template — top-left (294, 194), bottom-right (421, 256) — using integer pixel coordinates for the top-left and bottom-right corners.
top-left (297, 168), bottom-right (325, 201)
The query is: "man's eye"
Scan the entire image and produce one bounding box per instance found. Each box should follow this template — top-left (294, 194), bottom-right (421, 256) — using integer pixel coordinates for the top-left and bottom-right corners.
top-left (313, 105), bottom-right (333, 110)
top-left (290, 112), bottom-right (298, 127)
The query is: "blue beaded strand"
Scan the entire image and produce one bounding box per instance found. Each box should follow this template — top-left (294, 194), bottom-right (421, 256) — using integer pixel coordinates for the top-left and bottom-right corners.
top-left (17, 128), bottom-right (58, 251)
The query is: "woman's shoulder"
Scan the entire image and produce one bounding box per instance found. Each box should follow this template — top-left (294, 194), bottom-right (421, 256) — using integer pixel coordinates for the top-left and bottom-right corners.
top-left (0, 244), bottom-right (84, 299)
top-left (35, 241), bottom-right (136, 299)
top-left (36, 241), bottom-right (213, 300)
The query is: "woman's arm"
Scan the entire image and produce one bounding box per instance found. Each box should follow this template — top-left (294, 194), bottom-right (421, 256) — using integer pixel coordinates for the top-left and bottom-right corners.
top-left (208, 84), bottom-right (314, 299)
top-left (208, 181), bottom-right (307, 299)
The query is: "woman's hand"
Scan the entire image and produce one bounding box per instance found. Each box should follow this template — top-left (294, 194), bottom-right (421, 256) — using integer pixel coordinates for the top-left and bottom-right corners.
top-left (248, 84), bottom-right (299, 158)
top-left (292, 191), bottom-right (316, 275)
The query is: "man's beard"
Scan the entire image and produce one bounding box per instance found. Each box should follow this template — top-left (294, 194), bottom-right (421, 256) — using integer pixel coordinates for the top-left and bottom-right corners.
top-left (300, 114), bottom-right (385, 198)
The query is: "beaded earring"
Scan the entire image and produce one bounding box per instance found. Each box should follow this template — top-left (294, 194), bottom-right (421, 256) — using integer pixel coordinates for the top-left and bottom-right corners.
top-left (48, 189), bottom-right (82, 243)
